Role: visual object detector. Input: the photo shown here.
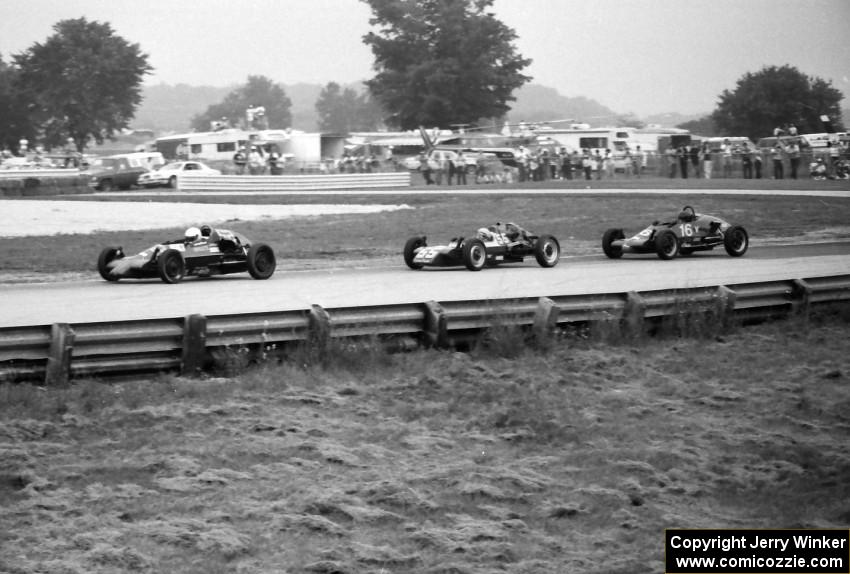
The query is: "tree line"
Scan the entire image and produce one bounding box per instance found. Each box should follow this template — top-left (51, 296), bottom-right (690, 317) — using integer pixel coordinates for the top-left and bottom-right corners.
top-left (0, 1), bottom-right (844, 155)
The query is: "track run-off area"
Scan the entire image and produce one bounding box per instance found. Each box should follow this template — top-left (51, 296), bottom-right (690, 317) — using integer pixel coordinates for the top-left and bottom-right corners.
top-left (1, 186), bottom-right (848, 327)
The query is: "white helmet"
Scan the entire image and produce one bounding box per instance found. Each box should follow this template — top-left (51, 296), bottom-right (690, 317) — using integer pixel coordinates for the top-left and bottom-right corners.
top-left (476, 227), bottom-right (493, 242)
top-left (185, 226), bottom-right (201, 242)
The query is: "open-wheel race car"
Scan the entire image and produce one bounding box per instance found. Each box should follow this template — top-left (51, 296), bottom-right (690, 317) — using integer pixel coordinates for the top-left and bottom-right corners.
top-left (98, 225), bottom-right (276, 283)
top-left (404, 222), bottom-right (561, 271)
top-left (602, 205), bottom-right (748, 260)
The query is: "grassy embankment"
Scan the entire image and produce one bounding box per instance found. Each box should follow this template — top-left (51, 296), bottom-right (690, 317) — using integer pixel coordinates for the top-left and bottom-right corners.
top-left (1, 177), bottom-right (849, 278)
top-left (1, 305), bottom-right (849, 573)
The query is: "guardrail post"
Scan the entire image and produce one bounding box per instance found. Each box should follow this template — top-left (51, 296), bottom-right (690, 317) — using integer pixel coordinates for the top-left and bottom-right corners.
top-left (716, 285), bottom-right (737, 329)
top-left (423, 301), bottom-right (448, 349)
top-left (622, 291), bottom-right (645, 337)
top-left (308, 304), bottom-right (332, 362)
top-left (791, 279), bottom-right (812, 321)
top-left (45, 323), bottom-right (75, 386)
top-left (181, 314), bottom-right (207, 377)
top-left (532, 297), bottom-right (559, 345)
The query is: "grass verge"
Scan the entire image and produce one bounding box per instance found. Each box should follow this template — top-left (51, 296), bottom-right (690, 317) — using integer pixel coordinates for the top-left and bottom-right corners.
top-left (1, 306), bottom-right (848, 572)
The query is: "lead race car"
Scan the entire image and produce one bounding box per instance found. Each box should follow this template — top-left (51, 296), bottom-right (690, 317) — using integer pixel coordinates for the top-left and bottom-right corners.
top-left (602, 205), bottom-right (749, 260)
top-left (98, 225), bottom-right (276, 283)
top-left (404, 222), bottom-right (561, 271)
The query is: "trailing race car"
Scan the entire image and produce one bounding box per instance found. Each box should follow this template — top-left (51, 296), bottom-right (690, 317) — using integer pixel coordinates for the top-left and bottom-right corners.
top-left (404, 222), bottom-right (560, 271)
top-left (98, 225), bottom-right (276, 283)
top-left (601, 205), bottom-right (748, 260)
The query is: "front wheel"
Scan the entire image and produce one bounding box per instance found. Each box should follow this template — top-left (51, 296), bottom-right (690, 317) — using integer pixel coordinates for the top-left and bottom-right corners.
top-left (534, 234), bottom-right (560, 267)
top-left (403, 236), bottom-right (426, 269)
top-left (157, 249), bottom-right (185, 283)
top-left (168, 176), bottom-right (177, 189)
top-left (97, 247), bottom-right (123, 281)
top-left (655, 229), bottom-right (680, 260)
top-left (723, 225), bottom-right (749, 257)
top-left (462, 239), bottom-right (487, 271)
top-left (602, 228), bottom-right (624, 259)
top-left (247, 243), bottom-right (276, 279)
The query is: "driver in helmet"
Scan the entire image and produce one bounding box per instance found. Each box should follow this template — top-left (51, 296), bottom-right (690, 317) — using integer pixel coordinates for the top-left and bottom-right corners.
top-left (677, 207), bottom-right (697, 222)
top-left (504, 222), bottom-right (530, 244)
top-left (184, 226), bottom-right (208, 246)
top-left (476, 227), bottom-right (494, 242)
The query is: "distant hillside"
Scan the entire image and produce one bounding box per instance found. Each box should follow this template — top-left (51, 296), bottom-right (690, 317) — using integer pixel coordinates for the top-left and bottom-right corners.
top-left (132, 81), bottom-right (691, 134)
top-left (504, 84), bottom-right (619, 126)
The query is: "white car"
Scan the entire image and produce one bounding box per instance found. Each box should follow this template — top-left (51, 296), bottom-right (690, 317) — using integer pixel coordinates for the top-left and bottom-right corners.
top-left (137, 161), bottom-right (221, 188)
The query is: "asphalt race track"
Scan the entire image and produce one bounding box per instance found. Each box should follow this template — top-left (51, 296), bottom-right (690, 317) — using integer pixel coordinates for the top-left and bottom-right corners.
top-left (1, 242), bottom-right (848, 327)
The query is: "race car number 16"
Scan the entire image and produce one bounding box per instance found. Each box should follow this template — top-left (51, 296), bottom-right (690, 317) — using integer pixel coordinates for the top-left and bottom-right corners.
top-left (678, 223), bottom-right (695, 237)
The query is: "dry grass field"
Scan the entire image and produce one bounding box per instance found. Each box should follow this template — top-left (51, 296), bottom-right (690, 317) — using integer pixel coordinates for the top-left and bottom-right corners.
top-left (1, 307), bottom-right (849, 573)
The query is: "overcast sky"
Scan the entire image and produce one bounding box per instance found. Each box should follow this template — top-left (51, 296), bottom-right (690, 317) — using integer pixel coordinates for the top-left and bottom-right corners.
top-left (2, 0), bottom-right (848, 117)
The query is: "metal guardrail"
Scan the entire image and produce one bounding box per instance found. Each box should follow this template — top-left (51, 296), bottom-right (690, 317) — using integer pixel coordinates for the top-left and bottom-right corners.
top-left (177, 172), bottom-right (411, 192)
top-left (1, 274), bottom-right (848, 384)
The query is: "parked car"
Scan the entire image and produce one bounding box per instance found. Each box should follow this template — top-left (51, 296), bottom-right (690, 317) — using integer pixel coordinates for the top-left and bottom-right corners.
top-left (84, 154), bottom-right (155, 191)
top-left (137, 161), bottom-right (221, 188)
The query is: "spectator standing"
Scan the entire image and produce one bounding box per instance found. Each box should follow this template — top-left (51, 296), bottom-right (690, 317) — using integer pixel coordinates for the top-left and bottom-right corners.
top-left (233, 147), bottom-right (247, 174)
top-left (560, 148), bottom-right (573, 180)
top-left (689, 144), bottom-right (700, 178)
top-left (666, 145), bottom-right (677, 178)
top-left (677, 145), bottom-right (689, 179)
top-left (770, 145), bottom-right (784, 179)
top-left (633, 145), bottom-right (644, 178)
top-left (828, 141), bottom-right (841, 178)
top-left (582, 152), bottom-right (593, 180)
top-left (268, 149), bottom-right (281, 175)
top-left (741, 143), bottom-right (753, 179)
top-left (594, 150), bottom-right (603, 180)
top-left (248, 146), bottom-right (265, 175)
top-left (721, 139), bottom-right (733, 178)
top-left (418, 152), bottom-right (434, 185)
top-left (454, 151), bottom-right (467, 185)
top-left (786, 140), bottom-right (800, 179)
top-left (701, 142), bottom-right (713, 179)
top-left (754, 148), bottom-right (763, 179)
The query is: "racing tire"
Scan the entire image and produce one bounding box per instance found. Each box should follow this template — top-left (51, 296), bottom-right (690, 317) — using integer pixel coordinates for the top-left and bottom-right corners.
top-left (654, 229), bottom-right (680, 260)
top-left (168, 176), bottom-right (177, 189)
top-left (462, 238), bottom-right (487, 271)
top-left (157, 249), bottom-right (186, 283)
top-left (247, 243), bottom-right (276, 279)
top-left (403, 236), bottom-right (426, 270)
top-left (602, 228), bottom-right (625, 259)
top-left (723, 225), bottom-right (749, 257)
top-left (97, 247), bottom-right (123, 281)
top-left (534, 234), bottom-right (560, 267)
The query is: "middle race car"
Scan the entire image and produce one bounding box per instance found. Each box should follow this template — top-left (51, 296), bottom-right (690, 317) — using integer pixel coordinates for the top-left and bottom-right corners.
top-left (404, 222), bottom-right (560, 271)
top-left (97, 225), bottom-right (276, 283)
top-left (601, 205), bottom-right (749, 260)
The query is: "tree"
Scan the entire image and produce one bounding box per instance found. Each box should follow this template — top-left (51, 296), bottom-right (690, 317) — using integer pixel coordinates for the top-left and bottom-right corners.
top-left (315, 82), bottom-right (384, 132)
top-left (362, 0), bottom-right (531, 130)
top-left (190, 76), bottom-right (292, 132)
top-left (13, 18), bottom-right (151, 151)
top-left (711, 65), bottom-right (845, 141)
top-left (0, 55), bottom-right (34, 152)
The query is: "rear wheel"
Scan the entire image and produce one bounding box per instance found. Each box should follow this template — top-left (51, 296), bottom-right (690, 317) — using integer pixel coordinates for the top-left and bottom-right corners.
top-left (655, 229), bottom-right (680, 260)
top-left (247, 243), bottom-right (276, 279)
top-left (602, 228), bottom-right (624, 259)
top-left (100, 179), bottom-right (113, 192)
top-left (157, 249), bottom-right (185, 283)
top-left (534, 234), bottom-right (560, 267)
top-left (168, 175), bottom-right (177, 189)
top-left (97, 247), bottom-right (123, 281)
top-left (403, 236), bottom-right (426, 269)
top-left (723, 225), bottom-right (749, 257)
top-left (462, 239), bottom-right (487, 271)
